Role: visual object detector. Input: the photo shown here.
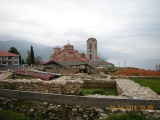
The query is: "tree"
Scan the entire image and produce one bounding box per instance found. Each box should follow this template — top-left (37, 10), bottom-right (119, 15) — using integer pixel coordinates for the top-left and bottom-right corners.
top-left (30, 46), bottom-right (35, 65)
top-left (21, 58), bottom-right (25, 64)
top-left (108, 63), bottom-right (115, 72)
top-left (8, 47), bottom-right (20, 55)
top-left (26, 51), bottom-right (31, 65)
top-left (26, 46), bottom-right (35, 66)
top-left (8, 47), bottom-right (22, 64)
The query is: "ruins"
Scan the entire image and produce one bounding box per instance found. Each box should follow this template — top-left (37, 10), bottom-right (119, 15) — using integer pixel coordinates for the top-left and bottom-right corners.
top-left (0, 70), bottom-right (160, 119)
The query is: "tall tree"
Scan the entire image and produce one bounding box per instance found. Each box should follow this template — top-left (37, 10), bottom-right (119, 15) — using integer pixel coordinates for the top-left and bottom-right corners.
top-left (26, 51), bottom-right (31, 65)
top-left (26, 46), bottom-right (35, 65)
top-left (30, 46), bottom-right (35, 65)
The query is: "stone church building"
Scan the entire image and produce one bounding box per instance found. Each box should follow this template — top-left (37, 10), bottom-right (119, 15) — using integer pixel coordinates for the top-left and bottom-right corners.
top-left (50, 38), bottom-right (98, 61)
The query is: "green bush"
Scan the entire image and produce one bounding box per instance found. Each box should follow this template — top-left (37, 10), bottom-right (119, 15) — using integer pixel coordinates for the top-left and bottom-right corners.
top-left (0, 110), bottom-right (30, 120)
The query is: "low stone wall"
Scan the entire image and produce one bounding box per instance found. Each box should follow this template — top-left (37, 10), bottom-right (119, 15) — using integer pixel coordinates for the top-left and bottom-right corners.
top-left (1, 72), bottom-right (160, 119)
top-left (0, 72), bottom-right (12, 80)
top-left (116, 82), bottom-right (122, 95)
top-left (0, 97), bottom-right (103, 120)
top-left (115, 79), bottom-right (158, 100)
top-left (0, 78), bottom-right (83, 95)
top-left (83, 80), bottom-right (116, 88)
top-left (1, 97), bottom-right (160, 120)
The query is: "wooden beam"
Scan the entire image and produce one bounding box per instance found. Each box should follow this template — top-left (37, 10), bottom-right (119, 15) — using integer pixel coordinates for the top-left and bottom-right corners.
top-left (0, 89), bottom-right (160, 110)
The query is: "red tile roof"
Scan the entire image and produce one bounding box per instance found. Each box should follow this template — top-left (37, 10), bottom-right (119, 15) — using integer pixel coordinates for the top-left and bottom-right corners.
top-left (79, 58), bottom-right (88, 61)
top-left (64, 57), bottom-right (87, 61)
top-left (68, 50), bottom-right (78, 53)
top-left (64, 44), bottom-right (74, 47)
top-left (0, 50), bottom-right (19, 57)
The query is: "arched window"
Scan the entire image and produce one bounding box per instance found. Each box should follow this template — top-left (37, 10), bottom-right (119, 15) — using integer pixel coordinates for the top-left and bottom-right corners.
top-left (89, 45), bottom-right (92, 49)
top-left (90, 54), bottom-right (92, 60)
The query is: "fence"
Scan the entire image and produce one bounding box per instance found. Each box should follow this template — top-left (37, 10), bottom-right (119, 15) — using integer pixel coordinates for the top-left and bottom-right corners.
top-left (0, 89), bottom-right (160, 119)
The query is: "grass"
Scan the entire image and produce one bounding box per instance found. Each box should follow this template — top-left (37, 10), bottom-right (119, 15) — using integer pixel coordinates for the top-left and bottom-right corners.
top-left (80, 87), bottom-right (118, 96)
top-left (129, 77), bottom-right (160, 95)
top-left (0, 110), bottom-right (30, 120)
top-left (100, 112), bottom-right (159, 120)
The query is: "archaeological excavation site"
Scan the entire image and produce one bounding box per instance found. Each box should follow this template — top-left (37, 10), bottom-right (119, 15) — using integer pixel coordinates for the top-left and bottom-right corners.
top-left (0, 68), bottom-right (160, 120)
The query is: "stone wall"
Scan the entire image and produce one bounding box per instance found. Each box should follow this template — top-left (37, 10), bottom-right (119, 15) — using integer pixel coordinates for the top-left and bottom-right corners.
top-left (116, 81), bottom-right (122, 95)
top-left (0, 72), bottom-right (12, 80)
top-left (1, 97), bottom-right (160, 120)
top-left (83, 80), bottom-right (116, 88)
top-left (0, 72), bottom-right (160, 119)
top-left (115, 79), bottom-right (158, 100)
top-left (0, 97), bottom-right (103, 120)
top-left (0, 79), bottom-right (83, 95)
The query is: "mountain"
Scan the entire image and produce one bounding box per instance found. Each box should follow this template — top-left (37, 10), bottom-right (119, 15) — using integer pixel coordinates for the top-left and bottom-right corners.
top-left (0, 40), bottom-right (53, 61)
top-left (0, 40), bottom-right (134, 61)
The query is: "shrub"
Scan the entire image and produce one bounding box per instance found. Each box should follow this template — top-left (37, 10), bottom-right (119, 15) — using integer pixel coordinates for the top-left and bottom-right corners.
top-left (0, 110), bottom-right (30, 120)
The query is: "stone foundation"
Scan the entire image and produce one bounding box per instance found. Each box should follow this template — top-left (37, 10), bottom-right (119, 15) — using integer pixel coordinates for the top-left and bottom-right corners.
top-left (0, 97), bottom-right (160, 120)
top-left (0, 97), bottom-right (104, 120)
top-left (0, 77), bottom-right (83, 95)
top-left (115, 79), bottom-right (158, 100)
top-left (0, 72), bottom-right (160, 119)
top-left (83, 80), bottom-right (116, 88)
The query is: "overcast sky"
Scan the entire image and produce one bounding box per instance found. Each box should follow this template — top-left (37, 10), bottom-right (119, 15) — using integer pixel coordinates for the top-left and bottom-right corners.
top-left (0, 0), bottom-right (160, 59)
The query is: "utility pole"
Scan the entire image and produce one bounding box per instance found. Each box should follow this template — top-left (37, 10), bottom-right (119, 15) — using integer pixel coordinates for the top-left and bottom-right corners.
top-left (156, 64), bottom-right (160, 71)
top-left (156, 64), bottom-right (158, 71)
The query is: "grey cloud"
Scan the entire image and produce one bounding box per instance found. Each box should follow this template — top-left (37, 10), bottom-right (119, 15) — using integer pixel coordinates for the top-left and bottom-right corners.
top-left (0, 0), bottom-right (160, 59)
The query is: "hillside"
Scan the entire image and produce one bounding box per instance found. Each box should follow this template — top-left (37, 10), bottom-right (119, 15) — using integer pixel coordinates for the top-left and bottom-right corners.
top-left (0, 40), bottom-right (134, 62)
top-left (0, 40), bottom-right (106, 61)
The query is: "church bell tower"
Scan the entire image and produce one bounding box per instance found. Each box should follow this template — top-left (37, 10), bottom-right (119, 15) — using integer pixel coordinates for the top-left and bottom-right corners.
top-left (87, 38), bottom-right (97, 61)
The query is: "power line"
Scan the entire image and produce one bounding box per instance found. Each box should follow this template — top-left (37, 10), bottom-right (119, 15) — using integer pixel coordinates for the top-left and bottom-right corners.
top-left (119, 60), bottom-right (126, 67)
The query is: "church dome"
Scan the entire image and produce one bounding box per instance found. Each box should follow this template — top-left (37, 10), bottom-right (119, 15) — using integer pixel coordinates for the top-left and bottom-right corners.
top-left (64, 44), bottom-right (74, 47)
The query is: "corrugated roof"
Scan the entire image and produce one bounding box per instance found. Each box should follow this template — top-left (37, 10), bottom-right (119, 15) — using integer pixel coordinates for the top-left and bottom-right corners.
top-left (0, 50), bottom-right (19, 57)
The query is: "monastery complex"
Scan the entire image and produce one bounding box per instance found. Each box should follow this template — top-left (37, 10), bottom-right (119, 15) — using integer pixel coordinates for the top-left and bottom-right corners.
top-left (50, 38), bottom-right (98, 61)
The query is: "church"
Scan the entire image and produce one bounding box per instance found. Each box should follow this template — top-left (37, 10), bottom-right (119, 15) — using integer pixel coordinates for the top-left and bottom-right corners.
top-left (45, 38), bottom-right (110, 71)
top-left (50, 38), bottom-right (98, 61)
